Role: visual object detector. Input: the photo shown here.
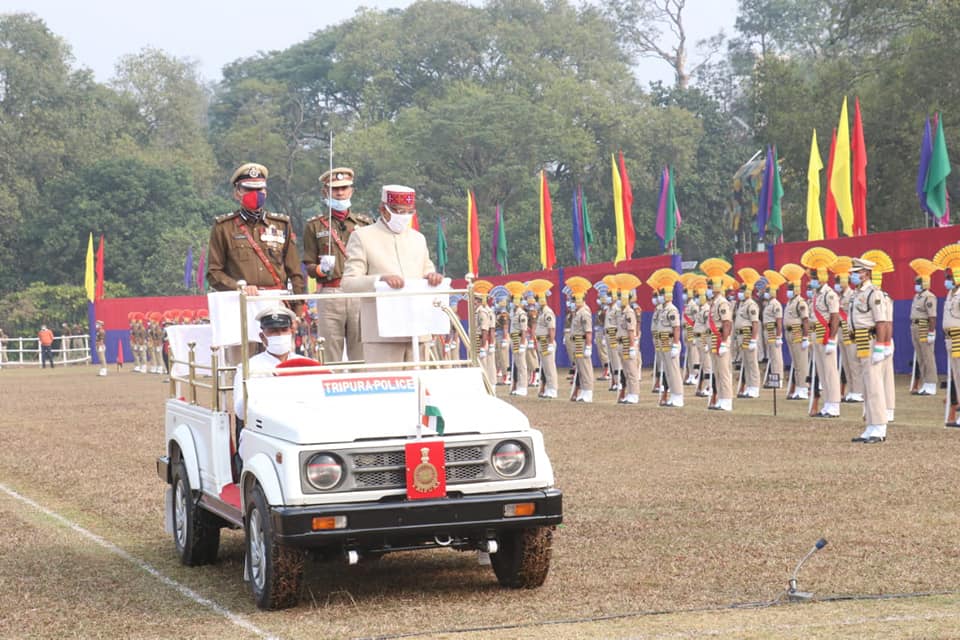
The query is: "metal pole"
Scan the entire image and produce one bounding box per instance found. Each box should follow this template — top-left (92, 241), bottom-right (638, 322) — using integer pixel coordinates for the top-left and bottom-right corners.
top-left (327, 130), bottom-right (334, 256)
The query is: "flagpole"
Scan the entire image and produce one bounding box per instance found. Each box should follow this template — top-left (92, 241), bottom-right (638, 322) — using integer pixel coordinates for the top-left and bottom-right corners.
top-left (327, 130), bottom-right (334, 255)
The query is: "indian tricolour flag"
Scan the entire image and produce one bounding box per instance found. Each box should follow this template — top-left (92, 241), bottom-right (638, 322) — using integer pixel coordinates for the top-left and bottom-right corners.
top-left (420, 386), bottom-right (445, 435)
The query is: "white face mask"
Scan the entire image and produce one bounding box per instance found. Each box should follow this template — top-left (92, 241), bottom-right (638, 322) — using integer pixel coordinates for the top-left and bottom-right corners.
top-left (383, 206), bottom-right (414, 233)
top-left (265, 333), bottom-right (292, 356)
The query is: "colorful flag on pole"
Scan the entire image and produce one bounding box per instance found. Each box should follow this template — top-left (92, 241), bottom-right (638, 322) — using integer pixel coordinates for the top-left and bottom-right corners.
top-left (196, 249), bottom-right (205, 292)
top-left (84, 232), bottom-right (94, 303)
top-left (806, 129), bottom-right (824, 241)
top-left (571, 188), bottom-right (583, 265)
top-left (94, 235), bottom-right (105, 300)
top-left (768, 146), bottom-right (784, 241)
top-left (925, 114), bottom-right (952, 225)
top-left (495, 205), bottom-right (508, 273)
top-left (436, 217), bottom-right (448, 274)
top-left (580, 186), bottom-right (593, 264)
top-left (851, 97), bottom-right (868, 235)
top-left (539, 171), bottom-right (555, 269)
top-left (830, 97), bottom-right (855, 237)
top-left (757, 145), bottom-right (773, 238)
top-left (420, 386), bottom-right (445, 435)
top-left (184, 246), bottom-right (193, 289)
top-left (655, 167), bottom-right (668, 249)
top-left (824, 128), bottom-right (838, 239)
top-left (663, 167), bottom-right (680, 251)
top-left (918, 117), bottom-right (935, 219)
top-left (618, 151), bottom-right (635, 261)
top-left (612, 155), bottom-right (625, 263)
top-left (467, 190), bottom-right (480, 276)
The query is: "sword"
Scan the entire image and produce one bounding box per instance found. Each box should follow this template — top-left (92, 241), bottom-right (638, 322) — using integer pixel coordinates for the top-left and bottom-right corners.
top-left (945, 359), bottom-right (954, 425)
top-left (808, 347), bottom-right (819, 416)
top-left (910, 349), bottom-right (918, 393)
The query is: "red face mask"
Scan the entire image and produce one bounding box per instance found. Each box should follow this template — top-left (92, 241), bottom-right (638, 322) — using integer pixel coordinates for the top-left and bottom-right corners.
top-left (241, 190), bottom-right (266, 211)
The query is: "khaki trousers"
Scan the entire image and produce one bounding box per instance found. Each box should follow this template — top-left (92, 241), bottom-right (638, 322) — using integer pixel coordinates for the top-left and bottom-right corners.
top-left (742, 343), bottom-right (760, 389)
top-left (664, 349), bottom-right (684, 394)
top-left (496, 339), bottom-right (509, 378)
top-left (686, 334), bottom-right (700, 372)
top-left (766, 340), bottom-right (783, 383)
top-left (787, 339), bottom-right (809, 392)
top-left (606, 330), bottom-right (621, 374)
top-left (597, 332), bottom-right (609, 365)
top-left (813, 342), bottom-right (841, 404)
top-left (512, 343), bottom-right (528, 391)
top-left (884, 341), bottom-right (895, 410)
top-left (362, 341), bottom-right (424, 365)
top-left (911, 330), bottom-right (938, 386)
top-left (697, 338), bottom-right (713, 375)
top-left (539, 343), bottom-right (558, 392)
top-left (860, 354), bottom-right (887, 425)
top-left (712, 348), bottom-right (733, 401)
top-left (575, 353), bottom-right (594, 392)
top-left (317, 292), bottom-right (362, 362)
top-left (526, 343), bottom-right (539, 379)
top-left (621, 349), bottom-right (640, 396)
top-left (841, 342), bottom-right (863, 394)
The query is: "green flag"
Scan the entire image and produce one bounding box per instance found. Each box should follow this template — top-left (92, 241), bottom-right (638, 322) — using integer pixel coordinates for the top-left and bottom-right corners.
top-left (769, 146), bottom-right (784, 239)
top-left (496, 207), bottom-right (509, 273)
top-left (581, 189), bottom-right (593, 263)
top-left (664, 167), bottom-right (678, 249)
top-left (925, 116), bottom-right (952, 218)
top-left (436, 218), bottom-right (448, 274)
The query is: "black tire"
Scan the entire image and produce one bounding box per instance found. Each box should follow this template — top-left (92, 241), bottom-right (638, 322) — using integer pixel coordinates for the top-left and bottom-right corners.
top-left (171, 459), bottom-right (220, 565)
top-left (246, 483), bottom-right (305, 610)
top-left (491, 526), bottom-right (553, 588)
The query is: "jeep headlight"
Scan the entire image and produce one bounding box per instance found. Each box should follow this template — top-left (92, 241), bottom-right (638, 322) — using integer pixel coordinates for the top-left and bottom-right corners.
top-left (305, 453), bottom-right (343, 490)
top-left (492, 441), bottom-right (527, 477)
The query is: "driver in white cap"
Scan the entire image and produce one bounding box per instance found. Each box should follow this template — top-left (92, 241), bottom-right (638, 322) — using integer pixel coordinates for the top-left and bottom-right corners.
top-left (342, 185), bottom-right (444, 363)
top-left (234, 306), bottom-right (297, 417)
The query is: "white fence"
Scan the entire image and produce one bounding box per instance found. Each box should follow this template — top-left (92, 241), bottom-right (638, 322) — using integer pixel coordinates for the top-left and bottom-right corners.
top-left (0, 334), bottom-right (92, 367)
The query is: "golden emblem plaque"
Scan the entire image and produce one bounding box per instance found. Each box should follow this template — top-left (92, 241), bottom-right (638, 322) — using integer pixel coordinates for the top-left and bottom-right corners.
top-left (412, 446), bottom-right (439, 493)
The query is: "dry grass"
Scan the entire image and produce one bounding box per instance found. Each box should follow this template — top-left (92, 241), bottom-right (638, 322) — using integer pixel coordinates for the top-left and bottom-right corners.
top-left (2, 364), bottom-right (960, 639)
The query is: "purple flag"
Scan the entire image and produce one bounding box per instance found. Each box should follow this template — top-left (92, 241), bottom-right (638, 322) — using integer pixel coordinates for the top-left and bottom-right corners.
top-left (183, 246), bottom-right (193, 289)
top-left (196, 249), bottom-right (206, 291)
top-left (571, 186), bottom-right (583, 265)
top-left (655, 167), bottom-right (668, 246)
top-left (756, 145), bottom-right (773, 238)
top-left (492, 204), bottom-right (503, 274)
top-left (918, 117), bottom-right (934, 216)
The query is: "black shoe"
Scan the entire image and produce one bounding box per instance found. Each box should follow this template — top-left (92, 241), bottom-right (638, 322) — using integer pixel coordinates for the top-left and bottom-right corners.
top-left (864, 436), bottom-right (886, 444)
top-left (813, 411), bottom-right (839, 418)
top-left (945, 422), bottom-right (960, 428)
top-left (851, 436), bottom-right (869, 442)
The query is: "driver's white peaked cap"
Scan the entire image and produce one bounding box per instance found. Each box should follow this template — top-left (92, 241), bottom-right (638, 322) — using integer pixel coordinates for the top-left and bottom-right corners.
top-left (255, 306), bottom-right (296, 329)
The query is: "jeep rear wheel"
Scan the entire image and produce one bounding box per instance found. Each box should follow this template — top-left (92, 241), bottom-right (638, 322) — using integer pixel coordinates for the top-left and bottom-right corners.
top-left (171, 459), bottom-right (220, 565)
top-left (246, 482), bottom-right (304, 610)
top-left (491, 527), bottom-right (553, 588)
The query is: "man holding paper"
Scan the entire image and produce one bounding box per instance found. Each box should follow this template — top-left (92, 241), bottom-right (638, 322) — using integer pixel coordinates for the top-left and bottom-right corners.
top-left (342, 185), bottom-right (444, 363)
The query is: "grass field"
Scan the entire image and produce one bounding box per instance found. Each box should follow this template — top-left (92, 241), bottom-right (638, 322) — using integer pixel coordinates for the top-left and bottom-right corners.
top-left (2, 363), bottom-right (960, 639)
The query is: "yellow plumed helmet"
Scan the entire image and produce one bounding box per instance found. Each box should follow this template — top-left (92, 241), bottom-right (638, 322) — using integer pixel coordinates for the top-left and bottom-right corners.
top-left (504, 280), bottom-right (526, 299)
top-left (721, 275), bottom-right (738, 292)
top-left (690, 275), bottom-right (707, 294)
top-left (528, 278), bottom-right (553, 297)
top-left (861, 250), bottom-right (894, 273)
top-left (602, 274), bottom-right (620, 296)
top-left (780, 263), bottom-right (806, 284)
top-left (737, 267), bottom-right (761, 290)
top-left (564, 276), bottom-right (592, 300)
top-left (647, 268), bottom-right (680, 293)
top-left (830, 256), bottom-right (852, 277)
top-left (934, 243), bottom-right (960, 272)
top-left (615, 273), bottom-right (642, 293)
top-left (800, 247), bottom-right (838, 280)
top-left (472, 279), bottom-right (493, 296)
top-left (909, 258), bottom-right (939, 278)
top-left (700, 258), bottom-right (731, 279)
top-left (678, 272), bottom-right (697, 291)
top-left (763, 269), bottom-right (786, 290)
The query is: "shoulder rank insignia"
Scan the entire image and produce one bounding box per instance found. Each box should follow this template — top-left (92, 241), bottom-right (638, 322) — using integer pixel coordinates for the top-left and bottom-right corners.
top-left (215, 211), bottom-right (239, 223)
top-left (265, 211), bottom-right (290, 222)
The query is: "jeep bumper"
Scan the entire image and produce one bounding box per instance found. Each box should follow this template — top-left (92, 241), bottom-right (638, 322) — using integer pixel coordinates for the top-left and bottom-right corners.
top-left (269, 488), bottom-right (563, 549)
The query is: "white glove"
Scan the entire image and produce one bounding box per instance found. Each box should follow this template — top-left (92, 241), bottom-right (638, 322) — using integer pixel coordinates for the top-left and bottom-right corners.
top-left (500, 340), bottom-right (509, 348)
top-left (871, 345), bottom-right (885, 364)
top-left (775, 337), bottom-right (783, 347)
top-left (478, 347), bottom-right (487, 358)
top-left (546, 343), bottom-right (556, 354)
top-left (884, 342), bottom-right (894, 358)
top-left (800, 337), bottom-right (810, 351)
top-left (628, 347), bottom-right (637, 358)
top-left (747, 339), bottom-right (757, 352)
top-left (927, 331), bottom-right (936, 344)
top-left (670, 343), bottom-right (681, 358)
top-left (825, 339), bottom-right (837, 355)
top-left (718, 342), bottom-right (729, 356)
top-left (518, 344), bottom-right (526, 353)
top-left (584, 346), bottom-right (593, 358)
top-left (319, 254), bottom-right (335, 274)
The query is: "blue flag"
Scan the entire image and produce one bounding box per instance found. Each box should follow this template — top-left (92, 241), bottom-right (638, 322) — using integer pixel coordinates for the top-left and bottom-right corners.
top-left (917, 117), bottom-right (934, 217)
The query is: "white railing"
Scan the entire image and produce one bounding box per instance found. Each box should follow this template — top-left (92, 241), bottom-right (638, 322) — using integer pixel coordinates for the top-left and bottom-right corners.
top-left (0, 334), bottom-right (91, 367)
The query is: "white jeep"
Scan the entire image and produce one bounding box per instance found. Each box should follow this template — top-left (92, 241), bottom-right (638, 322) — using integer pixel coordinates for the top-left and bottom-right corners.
top-left (157, 285), bottom-right (563, 610)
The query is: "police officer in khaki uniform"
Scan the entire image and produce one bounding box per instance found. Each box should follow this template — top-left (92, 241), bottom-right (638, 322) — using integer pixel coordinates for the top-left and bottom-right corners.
top-left (862, 249), bottom-right (897, 422)
top-left (849, 256), bottom-right (893, 443)
top-left (614, 273), bottom-right (641, 404)
top-left (206, 162), bottom-right (304, 314)
top-left (734, 268), bottom-right (762, 398)
top-left (649, 268), bottom-right (684, 407)
top-left (934, 244), bottom-right (960, 426)
top-left (680, 274), bottom-right (701, 385)
top-left (594, 285), bottom-right (610, 380)
top-left (600, 278), bottom-right (622, 391)
top-left (471, 280), bottom-right (498, 388)
top-left (504, 281), bottom-right (529, 396)
top-left (95, 320), bottom-right (107, 376)
top-left (701, 259), bottom-right (734, 411)
top-left (490, 287), bottom-right (510, 384)
top-left (529, 280), bottom-right (558, 399)
top-left (801, 248), bottom-right (842, 417)
top-left (908, 258), bottom-right (940, 395)
top-left (525, 292), bottom-right (540, 386)
top-left (566, 276), bottom-right (594, 402)
top-left (303, 168), bottom-right (372, 362)
top-left (780, 263), bottom-right (810, 400)
top-left (760, 270), bottom-right (785, 388)
top-left (691, 276), bottom-right (713, 396)
top-left (829, 257), bottom-right (864, 403)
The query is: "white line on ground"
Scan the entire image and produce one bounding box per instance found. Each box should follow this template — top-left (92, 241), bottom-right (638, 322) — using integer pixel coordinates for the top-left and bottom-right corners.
top-left (0, 482), bottom-right (281, 640)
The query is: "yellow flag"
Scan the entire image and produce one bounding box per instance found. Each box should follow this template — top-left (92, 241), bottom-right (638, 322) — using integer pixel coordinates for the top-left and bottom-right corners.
top-left (830, 97), bottom-right (854, 236)
top-left (84, 232), bottom-right (95, 302)
top-left (611, 155), bottom-right (625, 264)
top-left (806, 129), bottom-right (824, 241)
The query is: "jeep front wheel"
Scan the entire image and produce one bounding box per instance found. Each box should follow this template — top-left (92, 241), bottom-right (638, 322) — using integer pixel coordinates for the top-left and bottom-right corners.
top-left (246, 482), bottom-right (305, 610)
top-left (491, 526), bottom-right (553, 588)
top-left (171, 459), bottom-right (220, 565)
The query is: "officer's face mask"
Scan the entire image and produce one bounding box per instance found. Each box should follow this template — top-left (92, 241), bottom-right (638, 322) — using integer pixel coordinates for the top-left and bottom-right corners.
top-left (737, 291), bottom-right (745, 301)
top-left (705, 289), bottom-right (715, 300)
top-left (763, 291), bottom-right (771, 300)
top-left (241, 189), bottom-right (266, 211)
top-left (915, 284), bottom-right (923, 293)
top-left (383, 205), bottom-right (414, 234)
top-left (809, 278), bottom-right (820, 289)
top-left (264, 332), bottom-right (292, 356)
top-left (786, 290), bottom-right (794, 299)
top-left (946, 279), bottom-right (955, 290)
top-left (850, 272), bottom-right (863, 286)
top-left (325, 197), bottom-right (352, 213)
top-left (834, 283), bottom-right (844, 293)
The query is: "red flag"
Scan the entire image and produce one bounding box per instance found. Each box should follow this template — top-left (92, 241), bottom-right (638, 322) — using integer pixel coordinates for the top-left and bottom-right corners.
top-left (539, 171), bottom-right (555, 269)
top-left (851, 97), bottom-right (868, 236)
top-left (824, 129), bottom-right (838, 239)
top-left (116, 338), bottom-right (124, 365)
top-left (94, 235), bottom-right (105, 300)
top-left (618, 151), bottom-right (635, 260)
top-left (467, 190), bottom-right (480, 275)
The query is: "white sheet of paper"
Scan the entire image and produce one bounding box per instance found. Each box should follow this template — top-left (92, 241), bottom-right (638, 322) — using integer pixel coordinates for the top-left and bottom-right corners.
top-left (374, 278), bottom-right (452, 337)
top-left (207, 290), bottom-right (289, 346)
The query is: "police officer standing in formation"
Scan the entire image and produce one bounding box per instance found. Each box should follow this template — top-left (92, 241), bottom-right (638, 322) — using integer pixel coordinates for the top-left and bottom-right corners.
top-left (849, 255), bottom-right (892, 443)
top-left (505, 281), bottom-right (529, 396)
top-left (829, 257), bottom-right (864, 403)
top-left (601, 277), bottom-right (622, 392)
top-left (565, 276), bottom-right (594, 403)
top-left (780, 263), bottom-right (810, 400)
top-left (491, 287), bottom-right (510, 385)
top-left (615, 273), bottom-right (642, 404)
top-left (525, 291), bottom-right (541, 386)
top-left (734, 268), bottom-right (762, 399)
top-left (908, 258), bottom-right (940, 396)
top-left (650, 268), bottom-right (684, 407)
top-left (801, 248), bottom-right (842, 418)
top-left (529, 279), bottom-right (558, 399)
top-left (863, 250), bottom-right (897, 422)
top-left (700, 259), bottom-right (734, 411)
top-left (760, 270), bottom-right (786, 388)
top-left (691, 276), bottom-right (713, 397)
top-left (934, 244), bottom-right (960, 426)
top-left (206, 162), bottom-right (304, 315)
top-left (594, 284), bottom-right (611, 381)
top-left (95, 320), bottom-right (107, 376)
top-left (303, 168), bottom-right (372, 362)
top-left (680, 274), bottom-right (701, 385)
top-left (471, 280), bottom-right (498, 388)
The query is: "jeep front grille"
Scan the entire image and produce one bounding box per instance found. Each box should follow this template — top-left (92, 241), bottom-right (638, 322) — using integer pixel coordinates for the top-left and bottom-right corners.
top-left (349, 445), bottom-right (489, 490)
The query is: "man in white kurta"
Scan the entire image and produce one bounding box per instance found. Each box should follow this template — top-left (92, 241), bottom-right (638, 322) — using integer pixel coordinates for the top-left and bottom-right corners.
top-left (342, 185), bottom-right (443, 364)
